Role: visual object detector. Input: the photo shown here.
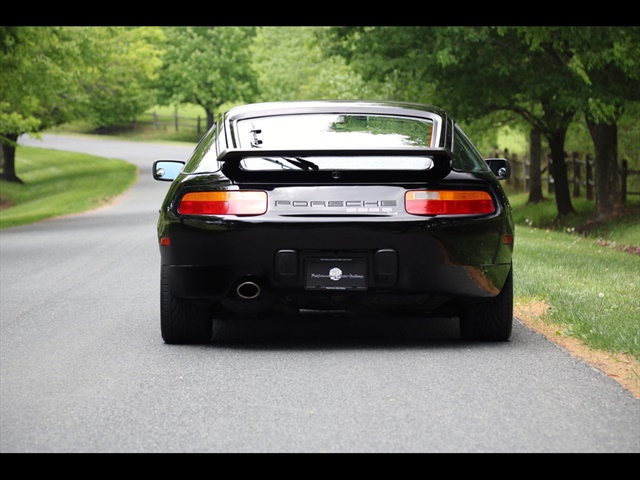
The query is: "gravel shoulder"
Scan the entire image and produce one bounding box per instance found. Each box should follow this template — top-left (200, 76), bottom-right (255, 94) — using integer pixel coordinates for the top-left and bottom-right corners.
top-left (515, 300), bottom-right (639, 399)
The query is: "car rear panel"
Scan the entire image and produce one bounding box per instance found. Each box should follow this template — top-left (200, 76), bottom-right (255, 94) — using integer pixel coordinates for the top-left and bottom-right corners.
top-left (158, 177), bottom-right (512, 305)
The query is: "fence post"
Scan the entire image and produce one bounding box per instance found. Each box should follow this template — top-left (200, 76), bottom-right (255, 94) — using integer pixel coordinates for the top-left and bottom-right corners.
top-left (153, 111), bottom-right (158, 130)
top-left (512, 152), bottom-right (521, 191)
top-left (174, 107), bottom-right (179, 132)
top-left (621, 159), bottom-right (628, 208)
top-left (572, 152), bottom-right (581, 198)
top-left (586, 154), bottom-right (593, 200)
top-left (523, 154), bottom-right (530, 192)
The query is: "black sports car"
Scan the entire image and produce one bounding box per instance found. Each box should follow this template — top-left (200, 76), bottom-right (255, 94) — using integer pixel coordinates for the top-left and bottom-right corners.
top-left (153, 100), bottom-right (514, 344)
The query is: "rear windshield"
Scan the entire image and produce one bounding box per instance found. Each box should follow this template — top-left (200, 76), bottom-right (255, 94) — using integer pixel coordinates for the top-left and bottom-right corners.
top-left (186, 113), bottom-right (437, 174)
top-left (240, 114), bottom-right (437, 171)
top-left (236, 113), bottom-right (435, 149)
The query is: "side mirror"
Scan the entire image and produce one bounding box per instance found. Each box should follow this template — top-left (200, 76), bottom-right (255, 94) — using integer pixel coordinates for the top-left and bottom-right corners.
top-left (485, 158), bottom-right (511, 180)
top-left (153, 160), bottom-right (185, 181)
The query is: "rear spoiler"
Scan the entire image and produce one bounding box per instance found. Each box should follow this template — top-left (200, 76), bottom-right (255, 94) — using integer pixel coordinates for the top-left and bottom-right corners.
top-left (218, 147), bottom-right (453, 184)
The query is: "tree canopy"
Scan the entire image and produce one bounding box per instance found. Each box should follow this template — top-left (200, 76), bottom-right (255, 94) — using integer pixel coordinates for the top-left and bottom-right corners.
top-left (3, 26), bottom-right (638, 224)
top-left (250, 27), bottom-right (385, 102)
top-left (156, 26), bottom-right (259, 129)
top-left (80, 27), bottom-right (165, 128)
top-left (321, 26), bottom-right (640, 219)
top-left (1, 26), bottom-right (164, 182)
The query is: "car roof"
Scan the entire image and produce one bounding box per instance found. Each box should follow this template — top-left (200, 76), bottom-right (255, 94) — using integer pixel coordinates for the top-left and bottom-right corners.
top-left (222, 100), bottom-right (450, 122)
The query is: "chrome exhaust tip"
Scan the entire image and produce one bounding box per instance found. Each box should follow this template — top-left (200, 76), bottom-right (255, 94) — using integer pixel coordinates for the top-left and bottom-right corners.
top-left (236, 281), bottom-right (261, 300)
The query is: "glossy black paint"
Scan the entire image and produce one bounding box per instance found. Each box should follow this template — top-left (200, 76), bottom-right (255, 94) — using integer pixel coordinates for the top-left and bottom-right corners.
top-left (154, 100), bottom-right (514, 342)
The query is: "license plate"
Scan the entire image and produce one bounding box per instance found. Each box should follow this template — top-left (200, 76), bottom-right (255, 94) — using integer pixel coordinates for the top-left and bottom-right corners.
top-left (304, 257), bottom-right (367, 291)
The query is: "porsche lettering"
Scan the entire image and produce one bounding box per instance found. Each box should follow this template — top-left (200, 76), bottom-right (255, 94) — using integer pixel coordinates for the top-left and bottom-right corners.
top-left (274, 200), bottom-right (397, 207)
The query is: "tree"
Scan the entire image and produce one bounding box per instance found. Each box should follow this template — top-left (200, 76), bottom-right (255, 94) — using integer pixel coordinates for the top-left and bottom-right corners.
top-left (564, 27), bottom-right (640, 220)
top-left (79, 27), bottom-right (165, 129)
top-left (323, 27), bottom-right (582, 216)
top-left (1, 27), bottom-right (164, 183)
top-left (319, 26), bottom-right (437, 105)
top-left (156, 27), bottom-right (259, 129)
top-left (1, 27), bottom-right (96, 183)
top-left (493, 27), bottom-right (640, 218)
top-left (324, 26), bottom-right (640, 220)
top-left (250, 27), bottom-right (386, 102)
top-left (424, 26), bottom-right (584, 217)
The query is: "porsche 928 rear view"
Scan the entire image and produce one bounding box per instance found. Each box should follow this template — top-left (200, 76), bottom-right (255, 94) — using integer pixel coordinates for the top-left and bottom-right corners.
top-left (153, 100), bottom-right (514, 344)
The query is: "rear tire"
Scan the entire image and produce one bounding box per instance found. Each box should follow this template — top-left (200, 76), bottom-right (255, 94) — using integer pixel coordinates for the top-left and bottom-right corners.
top-left (160, 266), bottom-right (213, 344)
top-left (459, 266), bottom-right (513, 341)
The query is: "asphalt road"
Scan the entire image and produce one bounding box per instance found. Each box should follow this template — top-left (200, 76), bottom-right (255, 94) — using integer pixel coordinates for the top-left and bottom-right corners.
top-left (1, 134), bottom-right (638, 453)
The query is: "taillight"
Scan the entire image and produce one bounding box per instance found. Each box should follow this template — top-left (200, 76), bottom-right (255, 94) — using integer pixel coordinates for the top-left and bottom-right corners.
top-left (178, 191), bottom-right (267, 215)
top-left (405, 190), bottom-right (495, 215)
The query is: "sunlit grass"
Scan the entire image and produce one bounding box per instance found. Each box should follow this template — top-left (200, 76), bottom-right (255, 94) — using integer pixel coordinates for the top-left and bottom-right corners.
top-left (0, 146), bottom-right (137, 229)
top-left (513, 224), bottom-right (640, 358)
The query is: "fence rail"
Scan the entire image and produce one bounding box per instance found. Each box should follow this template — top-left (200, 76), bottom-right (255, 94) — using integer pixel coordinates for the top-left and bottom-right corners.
top-left (134, 111), bottom-right (204, 134)
top-left (492, 149), bottom-right (640, 203)
top-left (621, 160), bottom-right (640, 201)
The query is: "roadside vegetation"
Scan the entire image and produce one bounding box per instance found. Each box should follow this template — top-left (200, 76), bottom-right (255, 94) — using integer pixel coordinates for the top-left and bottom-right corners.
top-left (508, 192), bottom-right (639, 356)
top-left (0, 146), bottom-right (137, 229)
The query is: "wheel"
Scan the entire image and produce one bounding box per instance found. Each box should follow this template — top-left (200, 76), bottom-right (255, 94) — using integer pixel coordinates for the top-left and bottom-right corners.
top-left (459, 266), bottom-right (513, 341)
top-left (160, 266), bottom-right (213, 344)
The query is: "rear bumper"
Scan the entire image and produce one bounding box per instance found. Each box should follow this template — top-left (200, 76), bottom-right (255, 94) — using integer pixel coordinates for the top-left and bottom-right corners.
top-left (164, 261), bottom-right (510, 299)
top-left (159, 218), bottom-right (512, 305)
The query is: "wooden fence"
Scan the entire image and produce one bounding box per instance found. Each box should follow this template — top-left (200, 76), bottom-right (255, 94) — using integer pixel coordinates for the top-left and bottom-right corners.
top-left (492, 149), bottom-right (640, 203)
top-left (621, 160), bottom-right (640, 202)
top-left (133, 111), bottom-right (204, 134)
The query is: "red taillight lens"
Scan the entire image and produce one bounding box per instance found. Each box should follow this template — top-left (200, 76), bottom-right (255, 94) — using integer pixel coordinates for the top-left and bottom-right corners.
top-left (405, 190), bottom-right (495, 215)
top-left (178, 191), bottom-right (267, 215)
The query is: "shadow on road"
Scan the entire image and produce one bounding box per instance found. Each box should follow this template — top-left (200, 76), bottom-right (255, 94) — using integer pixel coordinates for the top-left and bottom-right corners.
top-left (206, 311), bottom-right (467, 350)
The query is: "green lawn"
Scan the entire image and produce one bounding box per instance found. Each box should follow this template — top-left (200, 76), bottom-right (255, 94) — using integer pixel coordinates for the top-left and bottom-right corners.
top-left (0, 146), bottom-right (137, 229)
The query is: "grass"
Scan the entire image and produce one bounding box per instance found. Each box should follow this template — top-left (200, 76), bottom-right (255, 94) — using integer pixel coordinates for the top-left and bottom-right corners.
top-left (514, 223), bottom-right (639, 357)
top-left (0, 146), bottom-right (138, 229)
top-left (508, 191), bottom-right (640, 246)
top-left (2, 133), bottom-right (638, 361)
top-left (508, 191), bottom-right (640, 359)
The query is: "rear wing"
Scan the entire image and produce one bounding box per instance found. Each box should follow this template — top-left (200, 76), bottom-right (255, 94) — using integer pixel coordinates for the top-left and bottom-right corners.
top-left (218, 147), bottom-right (453, 184)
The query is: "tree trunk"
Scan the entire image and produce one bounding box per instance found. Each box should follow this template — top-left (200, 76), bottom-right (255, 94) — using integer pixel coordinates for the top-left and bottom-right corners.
top-left (527, 127), bottom-right (544, 204)
top-left (547, 129), bottom-right (575, 216)
top-left (0, 133), bottom-right (24, 184)
top-left (586, 118), bottom-right (623, 221)
top-left (206, 109), bottom-right (215, 131)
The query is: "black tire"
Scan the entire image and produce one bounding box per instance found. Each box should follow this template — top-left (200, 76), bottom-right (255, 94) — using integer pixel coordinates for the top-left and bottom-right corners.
top-left (459, 266), bottom-right (513, 341)
top-left (160, 266), bottom-right (213, 344)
